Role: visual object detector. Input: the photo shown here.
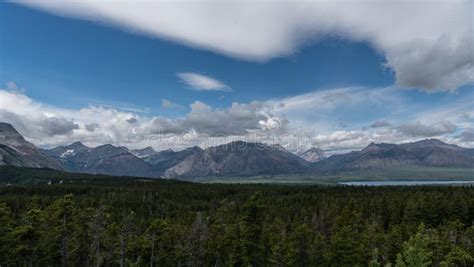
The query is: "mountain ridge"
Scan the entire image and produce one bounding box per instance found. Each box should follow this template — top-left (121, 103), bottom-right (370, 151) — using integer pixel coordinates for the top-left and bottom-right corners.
top-left (1, 122), bottom-right (472, 179)
top-left (314, 139), bottom-right (474, 171)
top-left (0, 122), bottom-right (63, 170)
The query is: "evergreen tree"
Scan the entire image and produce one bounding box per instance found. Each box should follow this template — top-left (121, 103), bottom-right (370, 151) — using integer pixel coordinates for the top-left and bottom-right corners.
top-left (396, 224), bottom-right (433, 267)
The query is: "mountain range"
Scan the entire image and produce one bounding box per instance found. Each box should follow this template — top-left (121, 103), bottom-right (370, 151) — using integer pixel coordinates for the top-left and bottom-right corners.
top-left (314, 140), bottom-right (474, 172)
top-left (42, 142), bottom-right (158, 178)
top-left (0, 122), bottom-right (472, 179)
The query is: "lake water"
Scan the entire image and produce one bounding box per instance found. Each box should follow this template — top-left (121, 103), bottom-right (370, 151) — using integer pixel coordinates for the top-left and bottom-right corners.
top-left (339, 180), bottom-right (474, 186)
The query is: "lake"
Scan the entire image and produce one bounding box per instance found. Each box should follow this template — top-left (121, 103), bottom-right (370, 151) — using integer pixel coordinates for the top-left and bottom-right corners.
top-left (339, 180), bottom-right (474, 186)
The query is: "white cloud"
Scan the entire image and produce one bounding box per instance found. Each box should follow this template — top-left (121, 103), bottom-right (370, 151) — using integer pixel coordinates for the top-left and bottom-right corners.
top-left (266, 86), bottom-right (405, 132)
top-left (177, 72), bottom-right (231, 92)
top-left (1, 85), bottom-right (473, 152)
top-left (90, 103), bottom-right (149, 113)
top-left (184, 101), bottom-right (268, 135)
top-left (14, 1), bottom-right (474, 91)
top-left (0, 88), bottom-right (272, 149)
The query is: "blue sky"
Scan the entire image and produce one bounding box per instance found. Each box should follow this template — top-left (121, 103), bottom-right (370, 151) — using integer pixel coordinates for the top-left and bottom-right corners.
top-left (1, 3), bottom-right (392, 113)
top-left (0, 1), bottom-right (472, 151)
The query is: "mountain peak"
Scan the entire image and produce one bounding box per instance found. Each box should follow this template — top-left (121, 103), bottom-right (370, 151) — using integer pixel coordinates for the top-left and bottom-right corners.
top-left (362, 142), bottom-right (382, 152)
top-left (186, 146), bottom-right (203, 152)
top-left (0, 122), bottom-right (24, 140)
top-left (0, 122), bottom-right (63, 170)
top-left (362, 142), bottom-right (397, 152)
top-left (131, 146), bottom-right (157, 158)
top-left (94, 144), bottom-right (123, 152)
top-left (137, 146), bottom-right (156, 153)
top-left (0, 122), bottom-right (15, 131)
top-left (68, 141), bottom-right (89, 149)
top-left (411, 138), bottom-right (447, 146)
top-left (298, 147), bottom-right (326, 162)
top-left (270, 144), bottom-right (286, 151)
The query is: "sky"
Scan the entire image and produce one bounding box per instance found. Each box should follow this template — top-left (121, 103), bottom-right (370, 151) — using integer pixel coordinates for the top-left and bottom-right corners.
top-left (0, 1), bottom-right (473, 152)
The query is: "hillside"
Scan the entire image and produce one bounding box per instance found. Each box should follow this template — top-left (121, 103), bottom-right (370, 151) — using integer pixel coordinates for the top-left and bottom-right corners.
top-left (315, 139), bottom-right (474, 172)
top-left (164, 141), bottom-right (311, 178)
top-left (0, 123), bottom-right (62, 170)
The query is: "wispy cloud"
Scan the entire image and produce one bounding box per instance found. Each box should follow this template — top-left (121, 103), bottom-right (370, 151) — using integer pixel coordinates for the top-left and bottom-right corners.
top-left (371, 120), bottom-right (391, 128)
top-left (395, 121), bottom-right (457, 138)
top-left (161, 99), bottom-right (186, 109)
top-left (177, 72), bottom-right (231, 92)
top-left (88, 103), bottom-right (150, 114)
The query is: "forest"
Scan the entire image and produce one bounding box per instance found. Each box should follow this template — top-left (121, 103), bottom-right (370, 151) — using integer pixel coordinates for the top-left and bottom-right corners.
top-left (0, 167), bottom-right (473, 266)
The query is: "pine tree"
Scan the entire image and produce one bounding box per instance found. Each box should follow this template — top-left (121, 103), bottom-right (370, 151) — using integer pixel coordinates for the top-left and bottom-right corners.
top-left (0, 203), bottom-right (15, 264)
top-left (146, 218), bottom-right (170, 266)
top-left (440, 246), bottom-right (473, 267)
top-left (396, 224), bottom-right (433, 267)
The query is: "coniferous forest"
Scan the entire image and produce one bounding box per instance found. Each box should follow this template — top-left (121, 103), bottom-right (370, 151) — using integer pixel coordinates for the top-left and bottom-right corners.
top-left (0, 168), bottom-right (473, 266)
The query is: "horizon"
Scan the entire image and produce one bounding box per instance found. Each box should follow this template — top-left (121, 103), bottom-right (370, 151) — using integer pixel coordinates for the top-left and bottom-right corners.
top-left (1, 1), bottom-right (473, 153)
top-left (1, 120), bottom-right (466, 155)
top-left (1, 3), bottom-right (473, 264)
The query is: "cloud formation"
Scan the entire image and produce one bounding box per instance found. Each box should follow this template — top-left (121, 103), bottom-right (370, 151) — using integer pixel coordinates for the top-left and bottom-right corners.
top-left (0, 88), bottom-right (273, 149)
top-left (177, 72), bottom-right (231, 92)
top-left (396, 121), bottom-right (457, 138)
top-left (161, 99), bottom-right (185, 109)
top-left (1, 84), bottom-right (473, 152)
top-left (455, 128), bottom-right (474, 142)
top-left (15, 1), bottom-right (474, 91)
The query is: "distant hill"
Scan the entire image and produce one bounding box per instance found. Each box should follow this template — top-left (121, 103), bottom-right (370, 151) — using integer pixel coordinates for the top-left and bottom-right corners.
top-left (314, 139), bottom-right (474, 172)
top-left (0, 122), bottom-right (62, 170)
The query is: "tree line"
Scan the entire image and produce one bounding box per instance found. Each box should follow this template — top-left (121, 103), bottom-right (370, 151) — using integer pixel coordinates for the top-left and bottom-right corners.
top-left (0, 179), bottom-right (473, 266)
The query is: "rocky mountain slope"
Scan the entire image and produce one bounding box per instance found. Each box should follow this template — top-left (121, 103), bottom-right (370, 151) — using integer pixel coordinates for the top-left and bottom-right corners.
top-left (164, 141), bottom-right (311, 178)
top-left (314, 139), bottom-right (474, 171)
top-left (297, 147), bottom-right (326, 162)
top-left (143, 146), bottom-right (203, 172)
top-left (44, 142), bottom-right (159, 177)
top-left (129, 146), bottom-right (156, 158)
top-left (46, 141), bottom-right (310, 178)
top-left (2, 122), bottom-right (472, 179)
top-left (0, 122), bottom-right (62, 170)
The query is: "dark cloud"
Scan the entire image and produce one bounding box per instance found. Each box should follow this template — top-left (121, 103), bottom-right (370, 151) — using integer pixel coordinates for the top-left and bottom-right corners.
top-left (146, 117), bottom-right (186, 135)
top-left (184, 101), bottom-right (266, 136)
top-left (126, 117), bottom-right (138, 124)
top-left (396, 121), bottom-right (457, 137)
top-left (0, 110), bottom-right (78, 137)
top-left (391, 36), bottom-right (474, 91)
top-left (40, 117), bottom-right (79, 136)
top-left (85, 123), bottom-right (99, 132)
